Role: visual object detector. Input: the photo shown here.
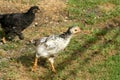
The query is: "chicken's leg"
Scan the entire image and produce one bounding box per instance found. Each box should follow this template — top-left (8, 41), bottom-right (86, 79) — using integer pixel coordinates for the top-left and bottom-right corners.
top-left (32, 57), bottom-right (38, 71)
top-left (2, 37), bottom-right (6, 43)
top-left (48, 57), bottom-right (56, 73)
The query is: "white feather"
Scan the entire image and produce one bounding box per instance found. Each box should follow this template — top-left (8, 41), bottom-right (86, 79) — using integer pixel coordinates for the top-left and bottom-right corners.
top-left (36, 35), bottom-right (71, 58)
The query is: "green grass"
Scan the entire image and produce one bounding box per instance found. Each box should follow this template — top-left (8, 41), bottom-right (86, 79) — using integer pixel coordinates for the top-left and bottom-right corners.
top-left (67, 0), bottom-right (120, 24)
top-left (0, 0), bottom-right (120, 80)
top-left (87, 54), bottom-right (120, 80)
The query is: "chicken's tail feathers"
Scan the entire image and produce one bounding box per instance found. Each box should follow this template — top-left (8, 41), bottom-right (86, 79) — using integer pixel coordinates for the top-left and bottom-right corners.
top-left (0, 15), bottom-right (3, 22)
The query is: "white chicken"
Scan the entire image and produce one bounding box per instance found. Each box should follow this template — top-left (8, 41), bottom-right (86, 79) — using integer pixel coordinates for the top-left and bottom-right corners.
top-left (32, 26), bottom-right (80, 72)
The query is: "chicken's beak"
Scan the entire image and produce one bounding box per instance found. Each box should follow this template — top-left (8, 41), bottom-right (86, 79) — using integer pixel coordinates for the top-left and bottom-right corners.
top-left (78, 28), bottom-right (81, 33)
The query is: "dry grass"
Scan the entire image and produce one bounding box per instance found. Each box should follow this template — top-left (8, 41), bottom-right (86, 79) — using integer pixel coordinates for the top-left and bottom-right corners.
top-left (98, 2), bottom-right (115, 12)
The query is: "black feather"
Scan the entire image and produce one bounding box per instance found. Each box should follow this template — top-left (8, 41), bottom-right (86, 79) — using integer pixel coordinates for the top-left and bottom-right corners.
top-left (59, 26), bottom-right (73, 39)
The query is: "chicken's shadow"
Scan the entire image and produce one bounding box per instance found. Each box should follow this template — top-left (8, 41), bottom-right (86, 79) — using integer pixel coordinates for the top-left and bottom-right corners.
top-left (16, 54), bottom-right (47, 68)
top-left (16, 54), bottom-right (34, 67)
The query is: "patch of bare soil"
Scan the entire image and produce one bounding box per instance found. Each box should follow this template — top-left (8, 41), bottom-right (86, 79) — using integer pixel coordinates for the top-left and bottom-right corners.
top-left (38, 0), bottom-right (67, 22)
top-left (98, 2), bottom-right (115, 12)
top-left (92, 16), bottom-right (120, 29)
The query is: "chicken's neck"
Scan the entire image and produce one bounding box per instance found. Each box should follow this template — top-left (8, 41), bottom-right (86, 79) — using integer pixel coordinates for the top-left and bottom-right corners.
top-left (59, 30), bottom-right (72, 39)
top-left (25, 11), bottom-right (34, 15)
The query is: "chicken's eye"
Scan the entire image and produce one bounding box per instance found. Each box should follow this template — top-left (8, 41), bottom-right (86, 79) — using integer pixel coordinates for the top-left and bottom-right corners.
top-left (75, 29), bottom-right (77, 31)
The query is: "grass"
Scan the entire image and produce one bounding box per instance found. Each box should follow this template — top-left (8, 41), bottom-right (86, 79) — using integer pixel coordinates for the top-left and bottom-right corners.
top-left (67, 0), bottom-right (120, 24)
top-left (0, 0), bottom-right (120, 80)
top-left (87, 53), bottom-right (120, 80)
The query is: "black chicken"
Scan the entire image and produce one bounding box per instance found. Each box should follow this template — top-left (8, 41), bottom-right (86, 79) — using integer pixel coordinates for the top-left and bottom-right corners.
top-left (0, 6), bottom-right (39, 43)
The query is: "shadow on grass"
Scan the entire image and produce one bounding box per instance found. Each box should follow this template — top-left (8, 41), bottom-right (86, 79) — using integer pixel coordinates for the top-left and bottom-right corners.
top-left (16, 53), bottom-right (47, 68)
top-left (41, 20), bottom-right (120, 79)
top-left (16, 54), bottom-right (34, 67)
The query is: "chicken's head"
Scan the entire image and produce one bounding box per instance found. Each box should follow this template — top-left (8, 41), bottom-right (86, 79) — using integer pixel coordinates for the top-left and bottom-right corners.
top-left (68, 26), bottom-right (81, 34)
top-left (28, 6), bottom-right (40, 14)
